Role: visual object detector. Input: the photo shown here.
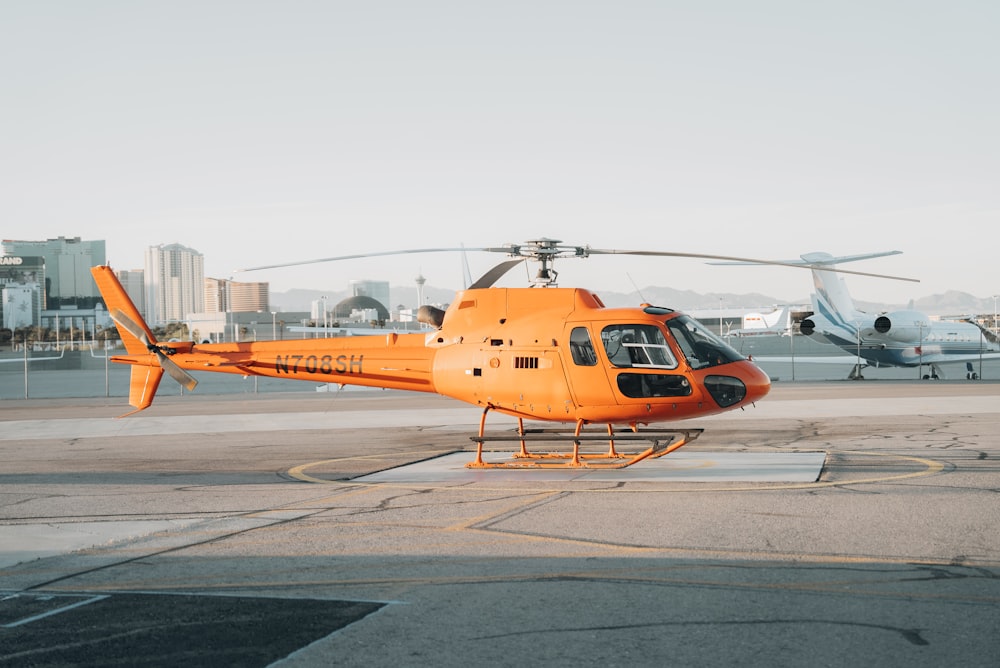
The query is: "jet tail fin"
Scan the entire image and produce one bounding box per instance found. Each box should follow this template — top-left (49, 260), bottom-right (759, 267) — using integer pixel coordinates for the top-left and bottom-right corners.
top-left (809, 268), bottom-right (863, 324)
top-left (710, 250), bottom-right (915, 330)
top-left (799, 252), bottom-right (884, 324)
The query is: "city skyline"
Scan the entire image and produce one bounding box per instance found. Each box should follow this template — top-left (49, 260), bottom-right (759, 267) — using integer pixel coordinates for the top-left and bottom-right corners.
top-left (4, 233), bottom-right (998, 313)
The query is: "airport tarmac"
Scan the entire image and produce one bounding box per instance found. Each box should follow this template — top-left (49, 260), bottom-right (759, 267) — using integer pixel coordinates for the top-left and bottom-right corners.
top-left (1, 382), bottom-right (999, 666)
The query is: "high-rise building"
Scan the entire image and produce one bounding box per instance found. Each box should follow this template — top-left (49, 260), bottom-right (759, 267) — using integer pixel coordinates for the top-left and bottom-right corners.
top-left (2, 236), bottom-right (106, 306)
top-left (2, 285), bottom-right (36, 330)
top-left (115, 269), bottom-right (145, 318)
top-left (204, 277), bottom-right (227, 313)
top-left (145, 243), bottom-right (204, 325)
top-left (203, 277), bottom-right (269, 313)
top-left (229, 280), bottom-right (269, 313)
top-left (0, 255), bottom-right (44, 328)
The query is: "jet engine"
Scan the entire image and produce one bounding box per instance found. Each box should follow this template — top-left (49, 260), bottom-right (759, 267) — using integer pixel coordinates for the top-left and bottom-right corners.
top-left (866, 310), bottom-right (931, 343)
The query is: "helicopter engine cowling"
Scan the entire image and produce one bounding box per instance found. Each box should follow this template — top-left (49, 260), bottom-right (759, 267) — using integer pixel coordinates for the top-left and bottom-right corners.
top-left (417, 305), bottom-right (446, 329)
top-left (868, 310), bottom-right (931, 343)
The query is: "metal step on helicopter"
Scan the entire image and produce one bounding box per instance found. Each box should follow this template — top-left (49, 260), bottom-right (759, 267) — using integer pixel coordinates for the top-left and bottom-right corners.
top-left (91, 239), bottom-right (914, 469)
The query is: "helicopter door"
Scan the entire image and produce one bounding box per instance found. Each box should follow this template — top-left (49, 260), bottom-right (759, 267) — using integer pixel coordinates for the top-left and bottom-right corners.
top-left (563, 325), bottom-right (617, 407)
top-left (599, 324), bottom-right (689, 399)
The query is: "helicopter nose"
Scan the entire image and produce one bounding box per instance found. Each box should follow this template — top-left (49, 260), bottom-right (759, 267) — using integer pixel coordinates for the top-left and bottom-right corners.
top-left (703, 362), bottom-right (770, 408)
top-left (742, 362), bottom-right (771, 404)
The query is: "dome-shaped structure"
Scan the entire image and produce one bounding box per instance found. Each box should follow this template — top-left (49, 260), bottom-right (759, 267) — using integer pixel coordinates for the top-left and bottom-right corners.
top-left (334, 296), bottom-right (389, 321)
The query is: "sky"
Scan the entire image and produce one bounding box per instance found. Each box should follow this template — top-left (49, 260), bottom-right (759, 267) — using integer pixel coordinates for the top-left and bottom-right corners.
top-left (3, 1), bottom-right (998, 308)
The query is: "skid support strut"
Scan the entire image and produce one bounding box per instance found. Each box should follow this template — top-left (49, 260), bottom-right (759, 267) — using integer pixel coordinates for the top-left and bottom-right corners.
top-left (467, 407), bottom-right (703, 469)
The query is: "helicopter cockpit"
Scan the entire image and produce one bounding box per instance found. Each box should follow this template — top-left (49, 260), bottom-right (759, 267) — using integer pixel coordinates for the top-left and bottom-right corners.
top-left (566, 312), bottom-right (747, 401)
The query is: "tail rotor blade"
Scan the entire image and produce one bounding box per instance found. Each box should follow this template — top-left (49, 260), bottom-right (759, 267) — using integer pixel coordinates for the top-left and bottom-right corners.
top-left (110, 308), bottom-right (198, 391)
top-left (110, 309), bottom-right (153, 346)
top-left (155, 351), bottom-right (198, 391)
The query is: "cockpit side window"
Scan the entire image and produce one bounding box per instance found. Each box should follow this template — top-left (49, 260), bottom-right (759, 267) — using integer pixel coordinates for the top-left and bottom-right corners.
top-left (600, 324), bottom-right (678, 369)
top-left (569, 327), bottom-right (598, 366)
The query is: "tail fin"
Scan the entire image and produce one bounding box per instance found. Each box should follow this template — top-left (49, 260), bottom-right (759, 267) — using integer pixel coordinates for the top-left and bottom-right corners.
top-left (91, 265), bottom-right (179, 416)
top-left (91, 265), bottom-right (157, 355)
top-left (709, 249), bottom-right (914, 329)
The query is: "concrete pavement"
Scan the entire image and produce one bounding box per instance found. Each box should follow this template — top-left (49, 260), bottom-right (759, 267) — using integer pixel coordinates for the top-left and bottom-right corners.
top-left (2, 382), bottom-right (999, 666)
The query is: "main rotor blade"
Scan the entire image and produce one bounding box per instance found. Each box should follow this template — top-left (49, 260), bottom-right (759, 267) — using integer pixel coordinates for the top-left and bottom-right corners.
top-left (468, 259), bottom-right (526, 289)
top-left (584, 248), bottom-right (920, 283)
top-left (234, 247), bottom-right (491, 273)
top-left (233, 240), bottom-right (919, 284)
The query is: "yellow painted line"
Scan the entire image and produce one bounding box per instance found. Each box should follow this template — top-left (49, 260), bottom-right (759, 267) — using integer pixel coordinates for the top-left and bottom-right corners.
top-left (286, 450), bottom-right (454, 483)
top-left (286, 459), bottom-right (347, 484)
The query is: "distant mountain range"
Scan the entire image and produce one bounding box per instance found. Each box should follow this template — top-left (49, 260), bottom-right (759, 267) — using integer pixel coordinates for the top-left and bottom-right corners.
top-left (272, 284), bottom-right (997, 317)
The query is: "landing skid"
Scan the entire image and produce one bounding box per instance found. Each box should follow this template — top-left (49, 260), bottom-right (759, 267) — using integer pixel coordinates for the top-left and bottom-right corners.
top-left (467, 409), bottom-right (703, 469)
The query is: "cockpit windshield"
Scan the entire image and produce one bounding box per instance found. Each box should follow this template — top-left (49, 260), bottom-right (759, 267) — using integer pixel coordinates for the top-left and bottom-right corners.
top-left (666, 314), bottom-right (745, 370)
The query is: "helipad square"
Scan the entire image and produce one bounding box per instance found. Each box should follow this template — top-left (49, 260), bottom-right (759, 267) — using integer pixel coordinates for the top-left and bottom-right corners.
top-left (355, 451), bottom-right (827, 483)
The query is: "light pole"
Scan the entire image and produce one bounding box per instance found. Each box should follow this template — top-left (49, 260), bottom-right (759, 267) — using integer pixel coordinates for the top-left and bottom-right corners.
top-left (790, 316), bottom-right (795, 381)
top-left (855, 322), bottom-right (862, 380)
top-left (993, 295), bottom-right (998, 336)
top-left (321, 297), bottom-right (328, 338)
top-left (272, 311), bottom-right (277, 340)
top-left (918, 321), bottom-right (924, 379)
top-left (104, 331), bottom-right (110, 398)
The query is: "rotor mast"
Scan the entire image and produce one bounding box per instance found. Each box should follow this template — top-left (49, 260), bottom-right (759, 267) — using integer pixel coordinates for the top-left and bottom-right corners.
top-left (501, 238), bottom-right (591, 287)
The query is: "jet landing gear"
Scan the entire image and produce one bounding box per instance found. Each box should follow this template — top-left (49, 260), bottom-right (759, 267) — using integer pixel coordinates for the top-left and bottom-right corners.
top-left (921, 363), bottom-right (980, 380)
top-left (920, 364), bottom-right (944, 380)
top-left (918, 364), bottom-right (978, 380)
top-left (467, 408), bottom-right (703, 469)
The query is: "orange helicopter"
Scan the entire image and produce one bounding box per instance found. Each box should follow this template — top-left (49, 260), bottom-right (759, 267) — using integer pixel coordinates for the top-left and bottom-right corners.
top-left (91, 239), bottom-right (905, 469)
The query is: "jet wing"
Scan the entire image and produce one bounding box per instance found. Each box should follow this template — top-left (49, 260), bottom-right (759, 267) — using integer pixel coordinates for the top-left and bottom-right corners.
top-left (749, 355), bottom-right (861, 364)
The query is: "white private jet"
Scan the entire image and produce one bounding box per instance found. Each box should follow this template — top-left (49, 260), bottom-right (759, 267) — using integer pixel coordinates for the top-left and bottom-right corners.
top-left (720, 251), bottom-right (1000, 379)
